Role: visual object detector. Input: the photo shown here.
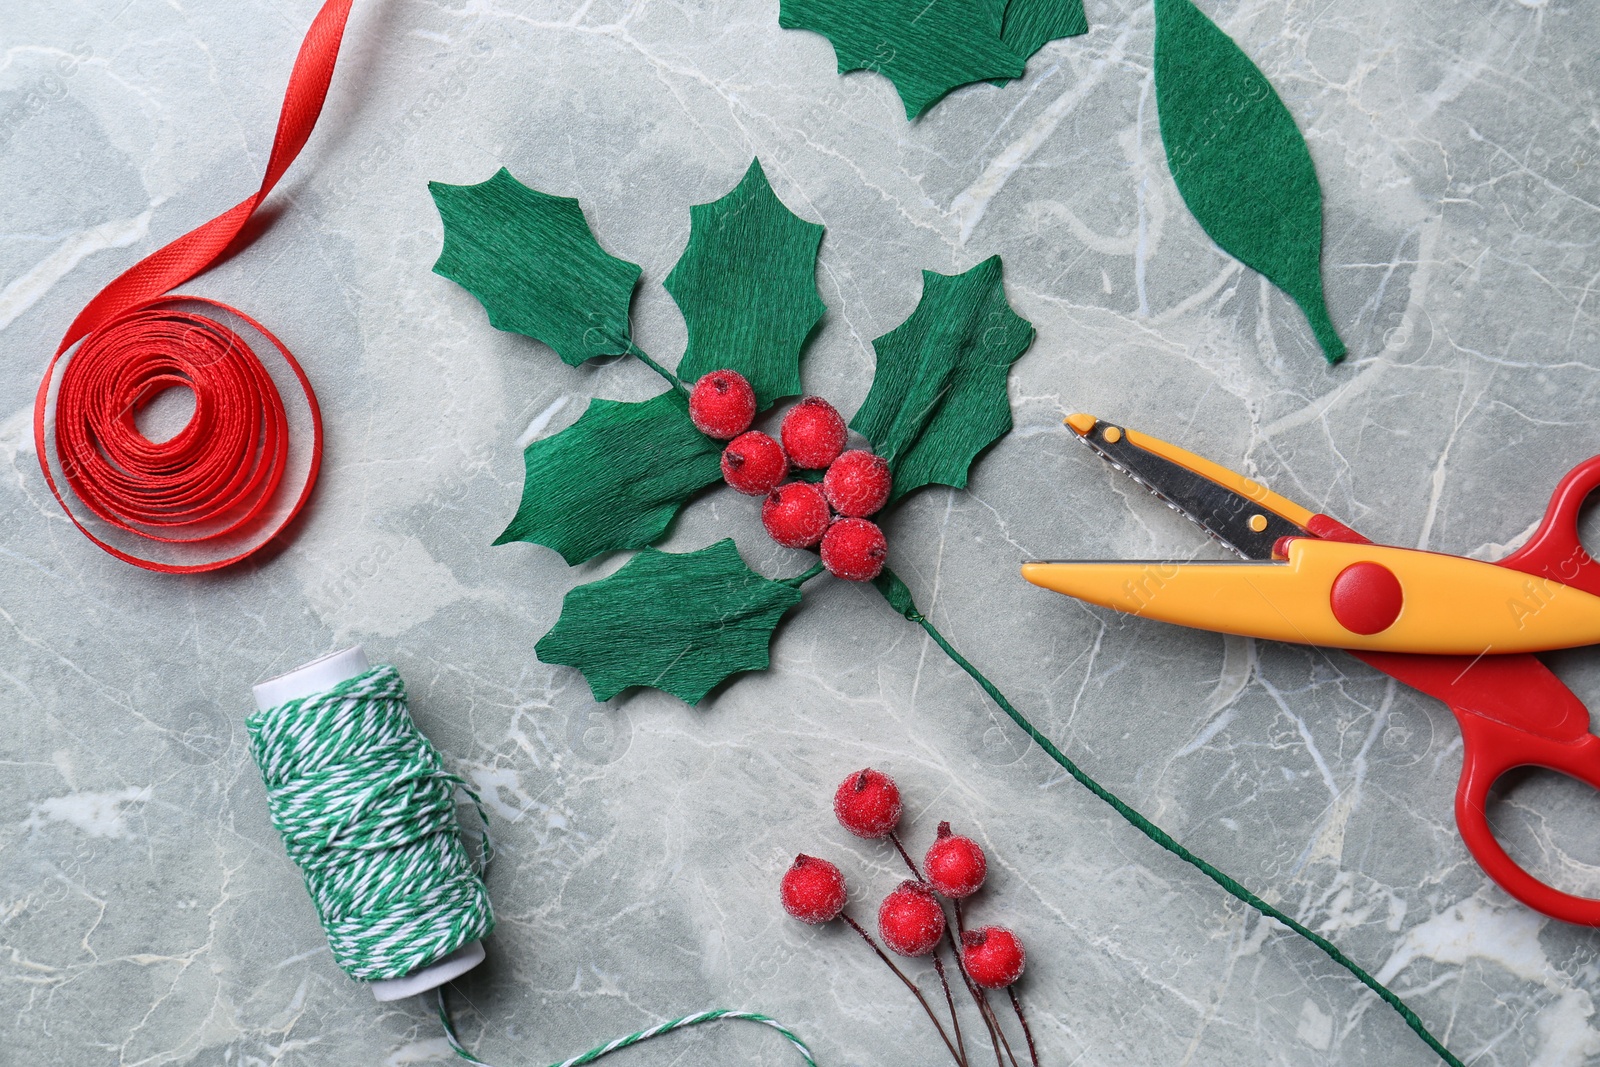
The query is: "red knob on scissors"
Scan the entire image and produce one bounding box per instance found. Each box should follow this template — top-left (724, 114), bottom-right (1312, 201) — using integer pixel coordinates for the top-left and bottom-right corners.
top-left (1328, 561), bottom-right (1403, 635)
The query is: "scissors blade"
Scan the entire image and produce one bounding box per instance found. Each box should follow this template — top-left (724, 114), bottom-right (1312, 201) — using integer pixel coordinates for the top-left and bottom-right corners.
top-left (1063, 413), bottom-right (1313, 561)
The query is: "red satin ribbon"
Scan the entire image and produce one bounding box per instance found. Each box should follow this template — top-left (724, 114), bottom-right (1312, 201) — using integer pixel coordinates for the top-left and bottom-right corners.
top-left (34, 0), bottom-right (356, 573)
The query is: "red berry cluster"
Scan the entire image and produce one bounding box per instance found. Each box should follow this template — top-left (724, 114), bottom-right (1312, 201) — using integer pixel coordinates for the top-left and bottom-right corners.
top-left (780, 769), bottom-right (1038, 1067)
top-left (688, 370), bottom-right (891, 582)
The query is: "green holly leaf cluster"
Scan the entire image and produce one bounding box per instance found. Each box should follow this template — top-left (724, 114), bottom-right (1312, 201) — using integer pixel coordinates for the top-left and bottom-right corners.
top-left (433, 158), bottom-right (1034, 705)
top-left (779, 0), bottom-right (1086, 119)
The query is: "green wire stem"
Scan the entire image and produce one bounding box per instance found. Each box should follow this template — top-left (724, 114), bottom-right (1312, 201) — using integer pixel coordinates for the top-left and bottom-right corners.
top-left (871, 568), bottom-right (1464, 1067)
top-left (621, 340), bottom-right (687, 394)
top-left (438, 988), bottom-right (816, 1067)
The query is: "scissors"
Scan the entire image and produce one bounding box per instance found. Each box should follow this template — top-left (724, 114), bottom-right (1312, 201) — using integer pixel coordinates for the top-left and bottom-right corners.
top-left (1022, 413), bottom-right (1600, 925)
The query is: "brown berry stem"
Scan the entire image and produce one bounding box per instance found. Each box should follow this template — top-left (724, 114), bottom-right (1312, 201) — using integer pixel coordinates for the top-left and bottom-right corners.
top-left (955, 900), bottom-right (1019, 1067)
top-left (931, 948), bottom-right (970, 1067)
top-left (883, 833), bottom-right (990, 1067)
top-left (1008, 986), bottom-right (1039, 1067)
top-left (840, 912), bottom-right (962, 1067)
top-left (888, 830), bottom-right (923, 879)
top-left (941, 899), bottom-right (1003, 1067)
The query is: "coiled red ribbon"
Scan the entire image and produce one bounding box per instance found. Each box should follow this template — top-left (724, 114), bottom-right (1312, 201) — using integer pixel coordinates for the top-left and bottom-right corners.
top-left (34, 0), bottom-right (356, 573)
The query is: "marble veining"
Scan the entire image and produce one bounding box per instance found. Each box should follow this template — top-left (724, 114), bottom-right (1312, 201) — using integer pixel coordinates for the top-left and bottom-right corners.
top-left (3, 1), bottom-right (1600, 1064)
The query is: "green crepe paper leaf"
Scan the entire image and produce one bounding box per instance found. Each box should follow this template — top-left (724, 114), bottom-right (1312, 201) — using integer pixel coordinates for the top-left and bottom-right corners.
top-left (1152, 0), bottom-right (1345, 363)
top-left (850, 256), bottom-right (1035, 502)
top-left (665, 159), bottom-right (826, 410)
top-left (494, 391), bottom-right (722, 564)
top-left (778, 0), bottom-right (1027, 120)
top-left (1001, 0), bottom-right (1088, 61)
top-left (535, 539), bottom-right (805, 705)
top-left (430, 168), bottom-right (642, 366)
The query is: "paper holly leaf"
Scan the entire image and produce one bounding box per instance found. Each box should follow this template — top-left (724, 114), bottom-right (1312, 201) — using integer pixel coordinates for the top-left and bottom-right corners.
top-left (1001, 0), bottom-right (1088, 59)
top-left (1153, 0), bottom-right (1344, 363)
top-left (430, 168), bottom-right (641, 365)
top-left (535, 539), bottom-right (805, 705)
top-left (666, 159), bottom-right (825, 410)
top-left (779, 0), bottom-right (1027, 119)
top-left (495, 391), bottom-right (722, 564)
top-left (850, 256), bottom-right (1034, 502)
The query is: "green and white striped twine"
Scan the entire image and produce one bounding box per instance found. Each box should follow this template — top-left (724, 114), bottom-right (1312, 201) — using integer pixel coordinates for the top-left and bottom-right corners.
top-left (438, 990), bottom-right (817, 1067)
top-left (250, 663), bottom-right (815, 1064)
top-left (247, 664), bottom-right (495, 980)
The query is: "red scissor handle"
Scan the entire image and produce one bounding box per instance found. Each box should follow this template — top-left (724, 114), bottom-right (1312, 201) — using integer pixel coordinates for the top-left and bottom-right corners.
top-left (1452, 712), bottom-right (1600, 926)
top-left (1498, 455), bottom-right (1600, 598)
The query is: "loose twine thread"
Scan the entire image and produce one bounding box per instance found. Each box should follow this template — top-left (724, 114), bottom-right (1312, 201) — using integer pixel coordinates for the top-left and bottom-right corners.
top-left (248, 664), bottom-right (815, 1066)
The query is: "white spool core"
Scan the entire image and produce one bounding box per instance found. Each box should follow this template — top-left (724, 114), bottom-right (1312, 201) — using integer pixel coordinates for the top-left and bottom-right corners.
top-left (253, 646), bottom-right (486, 1002)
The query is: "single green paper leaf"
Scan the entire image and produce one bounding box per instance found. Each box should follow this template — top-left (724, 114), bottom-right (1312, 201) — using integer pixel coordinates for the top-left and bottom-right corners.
top-left (665, 159), bottom-right (826, 410)
top-left (1153, 0), bottom-right (1345, 363)
top-left (850, 256), bottom-right (1034, 502)
top-left (1001, 0), bottom-right (1088, 61)
top-left (495, 391), bottom-right (721, 564)
top-left (430, 168), bottom-right (641, 366)
top-left (535, 539), bottom-right (805, 705)
top-left (778, 0), bottom-right (1027, 119)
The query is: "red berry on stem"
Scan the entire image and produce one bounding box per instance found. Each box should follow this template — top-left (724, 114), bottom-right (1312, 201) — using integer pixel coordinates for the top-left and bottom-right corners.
top-left (821, 518), bottom-right (887, 581)
top-left (689, 370), bottom-right (756, 439)
top-left (823, 449), bottom-right (891, 517)
top-left (878, 881), bottom-right (946, 957)
top-left (722, 431), bottom-right (788, 496)
top-left (961, 927), bottom-right (1026, 988)
top-left (924, 821), bottom-right (987, 899)
top-left (780, 396), bottom-right (847, 469)
top-left (762, 482), bottom-right (831, 548)
top-left (780, 854), bottom-right (847, 924)
top-left (833, 768), bottom-right (902, 839)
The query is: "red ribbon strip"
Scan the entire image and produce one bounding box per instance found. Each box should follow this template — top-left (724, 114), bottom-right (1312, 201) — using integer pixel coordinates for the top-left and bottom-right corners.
top-left (34, 0), bottom-right (356, 573)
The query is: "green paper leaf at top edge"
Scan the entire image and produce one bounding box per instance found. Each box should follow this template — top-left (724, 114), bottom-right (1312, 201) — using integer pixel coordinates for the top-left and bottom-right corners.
top-left (778, 0), bottom-right (1027, 120)
top-left (666, 159), bottom-right (826, 411)
top-left (494, 391), bottom-right (722, 564)
top-left (850, 256), bottom-right (1035, 503)
top-left (430, 169), bottom-right (641, 366)
top-left (1001, 0), bottom-right (1088, 61)
top-left (535, 539), bottom-right (805, 705)
top-left (1152, 0), bottom-right (1345, 363)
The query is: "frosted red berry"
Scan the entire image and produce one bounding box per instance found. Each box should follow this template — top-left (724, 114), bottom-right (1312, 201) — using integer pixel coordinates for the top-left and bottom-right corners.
top-left (878, 881), bottom-right (946, 957)
top-left (821, 518), bottom-right (887, 582)
top-left (780, 396), bottom-right (847, 469)
top-left (689, 369), bottom-right (757, 439)
top-left (823, 450), bottom-right (891, 517)
top-left (833, 768), bottom-right (902, 839)
top-left (924, 821), bottom-right (987, 899)
top-left (780, 854), bottom-right (848, 925)
top-left (762, 482), bottom-right (831, 548)
top-left (722, 431), bottom-right (788, 496)
top-left (961, 927), bottom-right (1026, 988)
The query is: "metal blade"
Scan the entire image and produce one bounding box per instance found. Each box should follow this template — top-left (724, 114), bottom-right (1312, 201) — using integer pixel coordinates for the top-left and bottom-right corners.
top-left (1067, 417), bottom-right (1307, 561)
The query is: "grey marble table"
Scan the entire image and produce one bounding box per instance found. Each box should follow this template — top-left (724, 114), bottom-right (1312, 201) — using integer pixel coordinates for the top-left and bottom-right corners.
top-left (4, 1), bottom-right (1600, 1064)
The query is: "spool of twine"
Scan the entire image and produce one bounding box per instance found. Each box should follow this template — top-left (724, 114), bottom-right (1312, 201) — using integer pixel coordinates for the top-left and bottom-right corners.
top-left (248, 648), bottom-right (491, 996)
top-left (249, 648), bottom-right (814, 1063)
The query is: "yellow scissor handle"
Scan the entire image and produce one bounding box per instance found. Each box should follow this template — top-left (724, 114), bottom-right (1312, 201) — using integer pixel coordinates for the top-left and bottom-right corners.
top-left (1022, 537), bottom-right (1600, 655)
